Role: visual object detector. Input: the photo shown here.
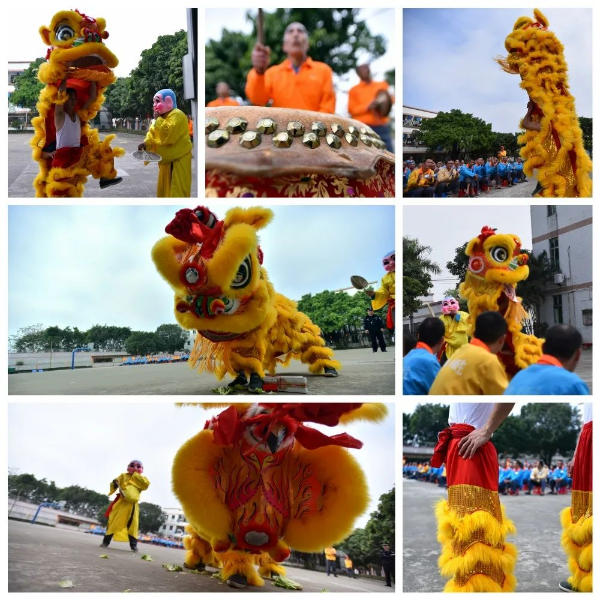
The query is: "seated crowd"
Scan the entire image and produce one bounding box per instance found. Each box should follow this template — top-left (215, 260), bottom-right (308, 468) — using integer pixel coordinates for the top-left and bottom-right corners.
top-left (403, 458), bottom-right (572, 496)
top-left (403, 313), bottom-right (589, 395)
top-left (403, 155), bottom-right (527, 198)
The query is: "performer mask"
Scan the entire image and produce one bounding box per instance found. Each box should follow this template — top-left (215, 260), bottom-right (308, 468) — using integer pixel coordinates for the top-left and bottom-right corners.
top-left (153, 89), bottom-right (177, 115)
top-left (382, 251), bottom-right (395, 273)
top-left (441, 297), bottom-right (460, 315)
top-left (127, 460), bottom-right (144, 474)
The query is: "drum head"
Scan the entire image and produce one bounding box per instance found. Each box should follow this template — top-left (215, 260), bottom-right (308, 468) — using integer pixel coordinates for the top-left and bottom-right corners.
top-left (374, 91), bottom-right (392, 117)
top-left (132, 150), bottom-right (162, 162)
top-left (350, 275), bottom-right (369, 290)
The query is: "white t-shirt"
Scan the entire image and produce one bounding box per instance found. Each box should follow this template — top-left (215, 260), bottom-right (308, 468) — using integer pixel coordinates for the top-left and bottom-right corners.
top-left (56, 112), bottom-right (81, 150)
top-left (449, 403), bottom-right (494, 429)
top-left (582, 403), bottom-right (592, 424)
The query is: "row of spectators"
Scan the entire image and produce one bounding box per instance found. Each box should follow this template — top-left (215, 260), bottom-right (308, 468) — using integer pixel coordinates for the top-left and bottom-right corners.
top-left (403, 312), bottom-right (589, 395)
top-left (403, 156), bottom-right (527, 198)
top-left (403, 459), bottom-right (571, 495)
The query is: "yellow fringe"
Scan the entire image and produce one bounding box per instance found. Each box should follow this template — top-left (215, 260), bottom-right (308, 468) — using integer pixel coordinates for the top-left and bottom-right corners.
top-left (560, 506), bottom-right (593, 592)
top-left (218, 550), bottom-right (265, 587)
top-left (435, 498), bottom-right (517, 592)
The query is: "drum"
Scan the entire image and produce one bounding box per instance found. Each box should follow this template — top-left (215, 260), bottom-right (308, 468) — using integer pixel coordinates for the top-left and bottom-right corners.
top-left (205, 106), bottom-right (395, 198)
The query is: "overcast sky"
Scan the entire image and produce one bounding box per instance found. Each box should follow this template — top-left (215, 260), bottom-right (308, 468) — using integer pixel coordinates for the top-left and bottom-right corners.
top-left (8, 402), bottom-right (395, 529)
top-left (205, 8), bottom-right (396, 118)
top-left (7, 6), bottom-right (190, 77)
top-left (8, 205), bottom-right (394, 337)
top-left (403, 204), bottom-right (533, 300)
top-left (403, 8), bottom-right (592, 132)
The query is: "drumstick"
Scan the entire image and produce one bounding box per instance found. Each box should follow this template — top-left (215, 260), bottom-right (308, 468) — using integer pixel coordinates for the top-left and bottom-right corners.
top-left (257, 9), bottom-right (264, 46)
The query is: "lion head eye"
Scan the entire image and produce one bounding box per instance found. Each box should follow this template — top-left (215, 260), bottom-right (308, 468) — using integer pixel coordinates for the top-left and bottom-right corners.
top-left (490, 246), bottom-right (509, 263)
top-left (55, 24), bottom-right (75, 42)
top-left (231, 256), bottom-right (252, 289)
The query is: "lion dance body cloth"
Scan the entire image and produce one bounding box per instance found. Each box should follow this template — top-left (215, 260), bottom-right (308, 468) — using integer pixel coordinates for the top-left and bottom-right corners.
top-left (560, 404), bottom-right (593, 592)
top-left (497, 9), bottom-right (592, 197)
top-left (152, 206), bottom-right (341, 389)
top-left (31, 10), bottom-right (124, 197)
top-left (432, 405), bottom-right (517, 592)
top-left (174, 402), bottom-right (387, 587)
top-left (459, 226), bottom-right (543, 378)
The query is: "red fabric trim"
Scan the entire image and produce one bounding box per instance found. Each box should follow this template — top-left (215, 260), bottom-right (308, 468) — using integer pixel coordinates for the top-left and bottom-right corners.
top-left (470, 338), bottom-right (491, 353)
top-left (415, 341), bottom-right (433, 354)
top-left (572, 421), bottom-right (592, 492)
top-left (386, 299), bottom-right (395, 329)
top-left (52, 146), bottom-right (84, 169)
top-left (431, 424), bottom-right (498, 491)
top-left (104, 493), bottom-right (121, 518)
top-left (537, 354), bottom-right (564, 368)
top-left (165, 208), bottom-right (224, 258)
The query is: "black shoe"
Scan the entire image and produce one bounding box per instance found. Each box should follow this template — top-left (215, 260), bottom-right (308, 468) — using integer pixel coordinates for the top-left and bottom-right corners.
top-left (334, 575), bottom-right (338, 578)
top-left (559, 581), bottom-right (574, 592)
top-left (99, 176), bottom-right (123, 189)
top-left (228, 372), bottom-right (248, 389)
top-left (323, 366), bottom-right (338, 377)
top-left (100, 543), bottom-right (109, 548)
top-left (227, 574), bottom-right (248, 589)
top-left (248, 372), bottom-right (263, 392)
top-left (385, 584), bottom-right (392, 587)
top-left (184, 561), bottom-right (205, 570)
top-left (382, 350), bottom-right (387, 352)
top-left (131, 546), bottom-right (138, 553)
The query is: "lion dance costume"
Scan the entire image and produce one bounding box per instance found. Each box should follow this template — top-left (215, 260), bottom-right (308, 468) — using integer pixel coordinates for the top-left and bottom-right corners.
top-left (432, 404), bottom-right (517, 592)
top-left (174, 402), bottom-right (387, 588)
top-left (497, 8), bottom-right (592, 197)
top-left (560, 404), bottom-right (593, 592)
top-left (439, 297), bottom-right (469, 360)
top-left (459, 226), bottom-right (543, 378)
top-left (152, 206), bottom-right (340, 391)
top-left (102, 460), bottom-right (150, 551)
top-left (31, 10), bottom-right (124, 197)
top-left (371, 251), bottom-right (395, 330)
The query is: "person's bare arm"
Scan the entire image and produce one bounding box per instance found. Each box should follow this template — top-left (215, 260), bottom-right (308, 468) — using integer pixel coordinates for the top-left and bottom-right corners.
top-left (55, 78), bottom-right (67, 121)
top-left (458, 403), bottom-right (515, 459)
top-left (522, 114), bottom-right (541, 132)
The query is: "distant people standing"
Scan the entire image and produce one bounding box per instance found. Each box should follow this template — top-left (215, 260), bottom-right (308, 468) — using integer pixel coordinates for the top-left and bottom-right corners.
top-left (364, 308), bottom-right (387, 353)
top-left (381, 542), bottom-right (395, 587)
top-left (498, 145), bottom-right (507, 159)
top-left (206, 82), bottom-right (240, 107)
top-left (344, 556), bottom-right (357, 578)
top-left (325, 546), bottom-right (338, 577)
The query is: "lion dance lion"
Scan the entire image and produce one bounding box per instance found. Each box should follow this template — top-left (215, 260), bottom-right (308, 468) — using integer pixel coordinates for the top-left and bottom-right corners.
top-left (459, 226), bottom-right (543, 378)
top-left (497, 8), bottom-right (592, 197)
top-left (31, 10), bottom-right (124, 197)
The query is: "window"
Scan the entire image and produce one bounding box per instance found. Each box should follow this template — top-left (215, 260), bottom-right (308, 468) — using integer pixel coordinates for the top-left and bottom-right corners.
top-left (549, 237), bottom-right (560, 271)
top-left (547, 205), bottom-right (557, 216)
top-left (553, 295), bottom-right (563, 324)
top-left (582, 309), bottom-right (592, 326)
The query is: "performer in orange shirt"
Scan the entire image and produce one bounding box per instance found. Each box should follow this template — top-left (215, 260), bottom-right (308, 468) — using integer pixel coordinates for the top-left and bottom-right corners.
top-left (348, 64), bottom-right (394, 152)
top-left (246, 22), bottom-right (335, 113)
top-left (206, 82), bottom-right (240, 108)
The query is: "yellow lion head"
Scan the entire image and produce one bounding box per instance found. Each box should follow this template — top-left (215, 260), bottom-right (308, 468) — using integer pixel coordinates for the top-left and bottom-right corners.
top-left (465, 226), bottom-right (529, 285)
top-left (152, 206), bottom-right (275, 341)
top-left (38, 10), bottom-right (118, 86)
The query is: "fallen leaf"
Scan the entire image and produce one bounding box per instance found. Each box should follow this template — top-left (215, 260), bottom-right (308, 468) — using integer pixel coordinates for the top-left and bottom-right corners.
top-left (273, 576), bottom-right (302, 590)
top-left (162, 564), bottom-right (183, 572)
top-left (141, 554), bottom-right (154, 562)
top-left (58, 580), bottom-right (75, 588)
top-left (123, 590), bottom-right (131, 593)
top-left (99, 554), bottom-right (109, 559)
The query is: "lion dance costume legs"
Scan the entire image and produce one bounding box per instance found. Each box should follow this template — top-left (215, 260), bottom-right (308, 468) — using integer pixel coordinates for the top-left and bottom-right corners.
top-left (31, 10), bottom-right (124, 197)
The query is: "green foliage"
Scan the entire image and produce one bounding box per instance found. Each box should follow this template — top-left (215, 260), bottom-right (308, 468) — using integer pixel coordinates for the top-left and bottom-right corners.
top-left (155, 324), bottom-right (187, 353)
top-left (205, 8), bottom-right (386, 102)
top-left (138, 502), bottom-right (167, 534)
top-left (445, 242), bottom-right (469, 284)
top-left (492, 132), bottom-right (520, 157)
top-left (104, 78), bottom-right (134, 119)
top-left (339, 487), bottom-right (395, 568)
top-left (297, 290), bottom-right (373, 335)
top-left (418, 109), bottom-right (496, 159)
top-left (10, 58), bottom-right (46, 110)
top-left (403, 236), bottom-right (441, 317)
top-left (125, 332), bottom-right (158, 356)
top-left (86, 325), bottom-right (132, 352)
top-left (404, 404), bottom-right (449, 445)
top-left (578, 116), bottom-right (592, 158)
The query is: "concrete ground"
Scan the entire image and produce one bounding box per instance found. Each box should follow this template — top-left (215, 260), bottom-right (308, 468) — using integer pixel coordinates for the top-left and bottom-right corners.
top-left (8, 520), bottom-right (392, 593)
top-left (8, 347), bottom-right (395, 395)
top-left (403, 477), bottom-right (572, 593)
top-left (8, 132), bottom-right (197, 198)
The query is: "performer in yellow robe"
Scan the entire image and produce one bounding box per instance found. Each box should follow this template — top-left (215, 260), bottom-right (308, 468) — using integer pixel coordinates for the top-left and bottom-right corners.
top-left (139, 89), bottom-right (192, 197)
top-left (367, 251), bottom-right (395, 330)
top-left (101, 460), bottom-right (150, 552)
top-left (439, 296), bottom-right (469, 363)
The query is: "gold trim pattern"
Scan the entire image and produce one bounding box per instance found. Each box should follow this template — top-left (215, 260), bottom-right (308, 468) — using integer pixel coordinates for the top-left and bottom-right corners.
top-left (451, 528), bottom-right (504, 556)
top-left (448, 484), bottom-right (503, 522)
top-left (571, 490), bottom-right (593, 522)
top-left (454, 561), bottom-right (506, 588)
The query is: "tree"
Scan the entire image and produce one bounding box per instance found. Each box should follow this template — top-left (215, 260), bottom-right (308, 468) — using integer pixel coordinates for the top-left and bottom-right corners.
top-left (10, 58), bottom-right (46, 111)
top-left (418, 109), bottom-right (496, 159)
top-left (138, 502), bottom-right (167, 533)
top-left (155, 324), bottom-right (187, 353)
top-left (9, 324), bottom-right (46, 352)
top-left (127, 31), bottom-right (190, 117)
top-left (205, 8), bottom-right (386, 102)
top-left (403, 236), bottom-right (441, 317)
top-left (125, 331), bottom-right (158, 355)
top-left (445, 242), bottom-right (469, 285)
top-left (579, 116), bottom-right (592, 158)
top-left (493, 132), bottom-right (520, 157)
top-left (405, 404), bottom-right (449, 445)
top-left (104, 77), bottom-right (134, 119)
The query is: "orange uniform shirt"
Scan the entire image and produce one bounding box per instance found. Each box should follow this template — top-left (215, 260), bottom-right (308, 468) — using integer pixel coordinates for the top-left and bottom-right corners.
top-left (206, 97), bottom-right (240, 107)
top-left (188, 119), bottom-right (193, 136)
top-left (348, 80), bottom-right (393, 126)
top-left (245, 57), bottom-right (335, 113)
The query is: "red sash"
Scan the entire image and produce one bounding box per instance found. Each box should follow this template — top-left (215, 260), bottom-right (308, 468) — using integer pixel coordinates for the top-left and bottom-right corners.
top-left (572, 421), bottom-right (592, 492)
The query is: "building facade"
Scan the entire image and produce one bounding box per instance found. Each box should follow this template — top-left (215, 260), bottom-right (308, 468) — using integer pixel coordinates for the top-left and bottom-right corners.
top-left (158, 507), bottom-right (188, 539)
top-left (402, 105), bottom-right (438, 156)
top-left (530, 205), bottom-right (593, 344)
